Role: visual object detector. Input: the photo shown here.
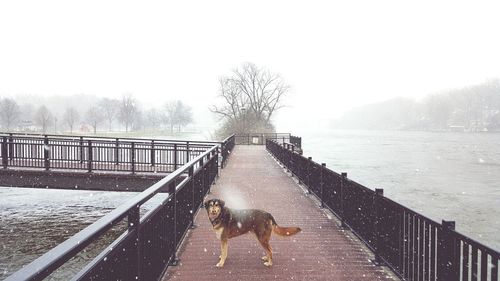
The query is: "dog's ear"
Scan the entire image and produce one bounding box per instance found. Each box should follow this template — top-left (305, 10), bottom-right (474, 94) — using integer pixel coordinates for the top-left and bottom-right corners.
top-left (203, 200), bottom-right (211, 209)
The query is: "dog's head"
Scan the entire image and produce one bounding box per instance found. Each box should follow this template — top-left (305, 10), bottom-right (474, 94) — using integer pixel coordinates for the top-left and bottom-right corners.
top-left (204, 198), bottom-right (225, 219)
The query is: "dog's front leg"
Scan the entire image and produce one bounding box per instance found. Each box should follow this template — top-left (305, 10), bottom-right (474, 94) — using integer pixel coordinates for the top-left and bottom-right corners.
top-left (216, 239), bottom-right (228, 267)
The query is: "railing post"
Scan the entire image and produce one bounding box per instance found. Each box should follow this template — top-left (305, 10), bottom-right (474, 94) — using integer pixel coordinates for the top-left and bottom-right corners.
top-left (285, 144), bottom-right (290, 172)
top-left (205, 155), bottom-right (211, 194)
top-left (186, 141), bottom-right (190, 163)
top-left (8, 133), bottom-right (14, 160)
top-left (44, 135), bottom-right (50, 171)
top-left (115, 138), bottom-right (119, 165)
top-left (173, 144), bottom-right (178, 171)
top-left (2, 136), bottom-right (8, 169)
top-left (438, 220), bottom-right (457, 280)
top-left (340, 172), bottom-right (348, 227)
top-left (200, 157), bottom-right (206, 193)
top-left (306, 157), bottom-right (312, 194)
top-left (128, 205), bottom-right (141, 279)
top-left (215, 147), bottom-right (220, 176)
top-left (211, 150), bottom-right (217, 184)
top-left (297, 154), bottom-right (302, 185)
top-left (216, 149), bottom-right (220, 179)
top-left (131, 142), bottom-right (136, 174)
top-left (320, 163), bottom-right (326, 208)
top-left (150, 140), bottom-right (155, 167)
top-left (373, 188), bottom-right (384, 265)
top-left (170, 181), bottom-right (180, 266)
top-left (79, 137), bottom-right (84, 164)
top-left (220, 143), bottom-right (225, 169)
top-left (87, 140), bottom-right (93, 172)
top-left (290, 145), bottom-right (295, 177)
top-left (189, 166), bottom-right (196, 229)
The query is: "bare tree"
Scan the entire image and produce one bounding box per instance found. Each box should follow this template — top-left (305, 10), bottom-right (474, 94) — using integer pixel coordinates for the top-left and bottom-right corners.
top-left (62, 107), bottom-right (80, 133)
top-left (34, 105), bottom-right (53, 133)
top-left (176, 102), bottom-right (193, 132)
top-left (132, 110), bottom-right (145, 131)
top-left (118, 93), bottom-right (138, 132)
top-left (163, 100), bottom-right (193, 133)
top-left (211, 63), bottom-right (290, 134)
top-left (210, 78), bottom-right (247, 121)
top-left (163, 101), bottom-right (177, 133)
top-left (0, 98), bottom-right (21, 130)
top-left (233, 63), bottom-right (289, 124)
top-left (145, 108), bottom-right (162, 130)
top-left (99, 98), bottom-right (119, 131)
top-left (86, 106), bottom-right (103, 134)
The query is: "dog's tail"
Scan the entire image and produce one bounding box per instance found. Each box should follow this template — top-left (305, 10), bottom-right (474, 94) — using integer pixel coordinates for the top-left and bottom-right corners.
top-left (269, 216), bottom-right (301, 237)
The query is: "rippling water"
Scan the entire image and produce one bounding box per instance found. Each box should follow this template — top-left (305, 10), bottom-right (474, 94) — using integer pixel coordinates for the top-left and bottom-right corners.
top-left (1, 130), bottom-right (499, 280)
top-left (0, 188), bottom-right (167, 280)
top-left (301, 129), bottom-right (500, 251)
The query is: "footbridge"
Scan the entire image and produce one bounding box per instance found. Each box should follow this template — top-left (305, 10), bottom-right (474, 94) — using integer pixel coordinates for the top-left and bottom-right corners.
top-left (2, 133), bottom-right (499, 281)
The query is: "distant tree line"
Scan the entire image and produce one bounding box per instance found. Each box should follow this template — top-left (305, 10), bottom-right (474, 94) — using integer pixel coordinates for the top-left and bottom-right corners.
top-left (0, 93), bottom-right (193, 134)
top-left (333, 79), bottom-right (500, 132)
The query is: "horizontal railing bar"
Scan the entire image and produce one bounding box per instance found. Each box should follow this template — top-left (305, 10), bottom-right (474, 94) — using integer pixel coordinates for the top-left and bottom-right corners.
top-left (4, 144), bottom-right (219, 281)
top-left (0, 132), bottom-right (221, 145)
top-left (450, 228), bottom-right (500, 255)
top-left (279, 139), bottom-right (445, 229)
top-left (265, 138), bottom-right (500, 281)
top-left (382, 197), bottom-right (442, 228)
top-left (69, 229), bottom-right (131, 281)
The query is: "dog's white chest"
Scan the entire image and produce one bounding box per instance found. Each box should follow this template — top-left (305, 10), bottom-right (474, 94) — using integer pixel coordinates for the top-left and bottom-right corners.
top-left (214, 227), bottom-right (224, 240)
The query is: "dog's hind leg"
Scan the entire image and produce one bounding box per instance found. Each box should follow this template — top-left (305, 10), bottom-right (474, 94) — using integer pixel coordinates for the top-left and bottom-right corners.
top-left (216, 239), bottom-right (228, 268)
top-left (259, 239), bottom-right (273, 267)
top-left (257, 228), bottom-right (273, 267)
top-left (255, 221), bottom-right (274, 266)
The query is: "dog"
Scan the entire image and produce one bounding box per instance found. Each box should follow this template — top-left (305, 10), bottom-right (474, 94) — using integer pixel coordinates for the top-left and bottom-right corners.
top-left (204, 198), bottom-right (301, 267)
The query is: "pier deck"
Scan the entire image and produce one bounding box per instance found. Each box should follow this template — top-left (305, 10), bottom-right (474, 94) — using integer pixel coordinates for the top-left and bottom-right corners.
top-left (162, 145), bottom-right (397, 281)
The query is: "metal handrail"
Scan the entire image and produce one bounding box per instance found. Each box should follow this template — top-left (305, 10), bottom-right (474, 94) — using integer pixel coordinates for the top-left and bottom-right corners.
top-left (234, 133), bottom-right (292, 145)
top-left (266, 138), bottom-right (500, 281)
top-left (0, 131), bottom-right (220, 146)
top-left (220, 134), bottom-right (235, 168)
top-left (5, 145), bottom-right (220, 281)
top-left (0, 133), bottom-right (224, 173)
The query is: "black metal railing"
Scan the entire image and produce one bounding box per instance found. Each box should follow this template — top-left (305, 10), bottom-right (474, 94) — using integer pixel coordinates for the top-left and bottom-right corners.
top-left (267, 139), bottom-right (499, 281)
top-left (0, 132), bottom-right (222, 146)
top-left (0, 133), bottom-right (232, 173)
top-left (234, 133), bottom-right (294, 146)
top-left (5, 143), bottom-right (225, 281)
top-left (220, 134), bottom-right (235, 168)
top-left (290, 135), bottom-right (302, 148)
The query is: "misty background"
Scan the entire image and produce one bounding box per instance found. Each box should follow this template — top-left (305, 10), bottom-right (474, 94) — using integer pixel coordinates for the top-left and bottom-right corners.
top-left (1, 1), bottom-right (500, 278)
top-left (2, 1), bottom-right (500, 134)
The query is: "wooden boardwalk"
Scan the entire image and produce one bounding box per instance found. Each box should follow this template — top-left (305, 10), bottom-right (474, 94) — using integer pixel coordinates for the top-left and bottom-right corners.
top-left (162, 145), bottom-right (398, 281)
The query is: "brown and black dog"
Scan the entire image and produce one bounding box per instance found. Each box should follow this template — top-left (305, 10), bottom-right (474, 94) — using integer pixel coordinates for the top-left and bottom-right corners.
top-left (204, 198), bottom-right (301, 267)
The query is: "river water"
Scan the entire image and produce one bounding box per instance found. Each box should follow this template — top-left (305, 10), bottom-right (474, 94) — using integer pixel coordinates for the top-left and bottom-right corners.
top-left (1, 130), bottom-right (499, 280)
top-left (300, 129), bottom-right (500, 251)
top-left (0, 188), bottom-right (167, 280)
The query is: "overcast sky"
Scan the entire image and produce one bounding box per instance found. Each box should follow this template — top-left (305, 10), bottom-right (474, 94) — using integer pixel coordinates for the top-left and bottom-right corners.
top-left (1, 0), bottom-right (500, 131)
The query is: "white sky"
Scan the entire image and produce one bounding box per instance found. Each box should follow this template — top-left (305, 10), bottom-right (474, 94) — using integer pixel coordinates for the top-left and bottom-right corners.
top-left (1, 0), bottom-right (500, 131)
